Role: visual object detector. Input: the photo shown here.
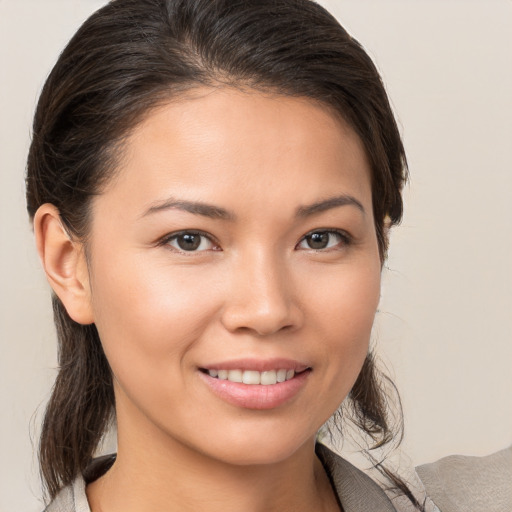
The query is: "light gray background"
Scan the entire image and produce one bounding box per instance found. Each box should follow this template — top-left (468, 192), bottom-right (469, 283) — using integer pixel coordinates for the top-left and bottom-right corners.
top-left (1, 1), bottom-right (511, 510)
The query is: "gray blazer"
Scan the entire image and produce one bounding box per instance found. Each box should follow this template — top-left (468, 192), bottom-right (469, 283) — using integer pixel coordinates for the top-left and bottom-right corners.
top-left (416, 445), bottom-right (512, 512)
top-left (44, 444), bottom-right (512, 512)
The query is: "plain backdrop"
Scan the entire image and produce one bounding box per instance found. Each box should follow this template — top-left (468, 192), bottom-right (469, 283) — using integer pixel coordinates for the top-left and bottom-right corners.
top-left (1, 1), bottom-right (511, 510)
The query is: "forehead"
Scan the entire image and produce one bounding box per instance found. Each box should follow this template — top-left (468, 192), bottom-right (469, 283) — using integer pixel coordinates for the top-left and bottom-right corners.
top-left (98, 87), bottom-right (372, 218)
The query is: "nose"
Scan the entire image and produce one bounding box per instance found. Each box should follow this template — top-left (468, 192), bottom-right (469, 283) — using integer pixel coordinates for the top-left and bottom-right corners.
top-left (220, 251), bottom-right (303, 337)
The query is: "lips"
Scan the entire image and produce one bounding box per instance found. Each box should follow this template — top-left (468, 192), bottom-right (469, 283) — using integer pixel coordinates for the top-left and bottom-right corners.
top-left (198, 359), bottom-right (311, 410)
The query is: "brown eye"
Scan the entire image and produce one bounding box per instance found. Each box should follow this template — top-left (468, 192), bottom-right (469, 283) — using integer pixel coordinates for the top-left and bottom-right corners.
top-left (177, 233), bottom-right (201, 250)
top-left (166, 232), bottom-right (216, 252)
top-left (298, 230), bottom-right (347, 250)
top-left (306, 232), bottom-right (329, 249)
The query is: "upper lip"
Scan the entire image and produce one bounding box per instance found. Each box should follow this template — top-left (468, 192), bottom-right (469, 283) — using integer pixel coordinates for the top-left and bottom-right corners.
top-left (199, 358), bottom-right (310, 373)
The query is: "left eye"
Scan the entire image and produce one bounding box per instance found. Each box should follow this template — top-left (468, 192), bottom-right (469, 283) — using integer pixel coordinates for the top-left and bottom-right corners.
top-left (297, 231), bottom-right (347, 250)
top-left (165, 232), bottom-right (216, 252)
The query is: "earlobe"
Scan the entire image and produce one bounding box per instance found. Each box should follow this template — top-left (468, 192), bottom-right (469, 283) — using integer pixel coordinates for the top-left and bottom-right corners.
top-left (382, 213), bottom-right (393, 247)
top-left (33, 204), bottom-right (94, 325)
top-left (383, 213), bottom-right (392, 232)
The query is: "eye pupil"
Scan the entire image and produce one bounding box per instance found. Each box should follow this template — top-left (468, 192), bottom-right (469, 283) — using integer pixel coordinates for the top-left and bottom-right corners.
top-left (178, 234), bottom-right (201, 251)
top-left (307, 232), bottom-right (329, 249)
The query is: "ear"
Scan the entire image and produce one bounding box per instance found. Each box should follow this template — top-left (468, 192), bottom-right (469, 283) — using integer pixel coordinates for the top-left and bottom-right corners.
top-left (383, 214), bottom-right (392, 232)
top-left (33, 204), bottom-right (94, 325)
top-left (382, 213), bottom-right (393, 244)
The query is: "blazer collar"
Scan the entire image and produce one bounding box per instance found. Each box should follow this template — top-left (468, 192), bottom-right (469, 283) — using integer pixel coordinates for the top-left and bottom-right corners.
top-left (316, 443), bottom-right (398, 512)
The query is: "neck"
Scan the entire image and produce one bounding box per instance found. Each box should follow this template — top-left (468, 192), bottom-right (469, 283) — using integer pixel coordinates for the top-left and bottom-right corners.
top-left (87, 414), bottom-right (339, 512)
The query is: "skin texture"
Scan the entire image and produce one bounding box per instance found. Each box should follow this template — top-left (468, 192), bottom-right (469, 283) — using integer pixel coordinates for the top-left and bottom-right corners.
top-left (35, 88), bottom-right (382, 512)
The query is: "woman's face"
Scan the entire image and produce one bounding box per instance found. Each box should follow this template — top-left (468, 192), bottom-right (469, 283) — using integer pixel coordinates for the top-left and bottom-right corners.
top-left (86, 88), bottom-right (381, 465)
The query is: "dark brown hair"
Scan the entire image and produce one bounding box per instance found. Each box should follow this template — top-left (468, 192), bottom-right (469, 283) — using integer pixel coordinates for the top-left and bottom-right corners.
top-left (26, 0), bottom-right (416, 506)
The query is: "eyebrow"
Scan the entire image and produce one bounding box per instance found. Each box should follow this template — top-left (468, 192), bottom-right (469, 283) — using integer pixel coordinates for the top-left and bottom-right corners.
top-left (141, 194), bottom-right (364, 221)
top-left (295, 195), bottom-right (365, 217)
top-left (141, 198), bottom-right (235, 220)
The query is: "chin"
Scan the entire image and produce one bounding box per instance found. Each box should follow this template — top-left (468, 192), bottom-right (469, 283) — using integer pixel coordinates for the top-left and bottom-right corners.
top-left (190, 423), bottom-right (317, 467)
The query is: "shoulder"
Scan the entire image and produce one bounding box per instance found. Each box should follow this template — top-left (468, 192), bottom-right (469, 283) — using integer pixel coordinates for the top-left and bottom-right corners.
top-left (43, 454), bottom-right (115, 512)
top-left (416, 445), bottom-right (512, 512)
top-left (43, 477), bottom-right (89, 512)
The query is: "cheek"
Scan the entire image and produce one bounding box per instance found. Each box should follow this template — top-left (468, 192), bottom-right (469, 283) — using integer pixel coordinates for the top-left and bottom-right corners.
top-left (87, 253), bottom-right (222, 376)
top-left (309, 260), bottom-right (380, 333)
top-left (307, 261), bottom-right (381, 390)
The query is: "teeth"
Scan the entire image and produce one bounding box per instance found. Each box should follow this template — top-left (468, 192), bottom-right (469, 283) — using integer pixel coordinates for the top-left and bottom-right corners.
top-left (207, 368), bottom-right (296, 385)
top-left (227, 369), bottom-right (243, 383)
top-left (242, 370), bottom-right (260, 385)
top-left (276, 369), bottom-right (287, 382)
top-left (260, 370), bottom-right (277, 385)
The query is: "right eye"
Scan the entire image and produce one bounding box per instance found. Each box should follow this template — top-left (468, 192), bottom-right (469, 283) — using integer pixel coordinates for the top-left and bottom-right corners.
top-left (163, 231), bottom-right (218, 252)
top-left (297, 229), bottom-right (351, 251)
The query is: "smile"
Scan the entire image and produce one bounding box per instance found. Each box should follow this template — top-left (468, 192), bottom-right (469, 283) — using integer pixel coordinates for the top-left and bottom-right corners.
top-left (204, 368), bottom-right (297, 385)
top-left (199, 364), bottom-right (311, 409)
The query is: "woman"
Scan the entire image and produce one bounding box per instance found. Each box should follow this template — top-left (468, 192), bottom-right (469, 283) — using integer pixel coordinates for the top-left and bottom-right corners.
top-left (26, 0), bottom-right (450, 510)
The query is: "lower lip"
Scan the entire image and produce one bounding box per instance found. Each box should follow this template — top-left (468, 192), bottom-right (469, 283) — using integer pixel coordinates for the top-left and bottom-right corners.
top-left (199, 370), bottom-right (311, 410)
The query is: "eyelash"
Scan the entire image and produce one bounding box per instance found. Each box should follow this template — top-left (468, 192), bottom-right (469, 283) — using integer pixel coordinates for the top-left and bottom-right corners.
top-left (159, 230), bottom-right (220, 253)
top-left (298, 229), bottom-right (352, 251)
top-left (158, 229), bottom-right (352, 254)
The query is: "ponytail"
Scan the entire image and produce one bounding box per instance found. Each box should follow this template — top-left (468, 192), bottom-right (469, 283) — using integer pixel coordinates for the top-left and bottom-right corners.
top-left (39, 296), bottom-right (114, 500)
